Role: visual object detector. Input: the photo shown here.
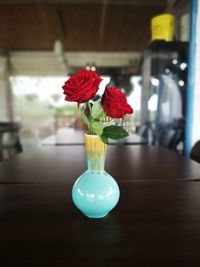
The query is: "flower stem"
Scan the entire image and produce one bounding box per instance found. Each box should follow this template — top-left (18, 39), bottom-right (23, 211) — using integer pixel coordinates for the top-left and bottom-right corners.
top-left (88, 101), bottom-right (92, 114)
top-left (105, 117), bottom-right (114, 126)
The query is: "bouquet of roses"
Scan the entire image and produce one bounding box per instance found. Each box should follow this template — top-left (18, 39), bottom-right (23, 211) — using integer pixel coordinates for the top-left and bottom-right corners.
top-left (62, 70), bottom-right (133, 144)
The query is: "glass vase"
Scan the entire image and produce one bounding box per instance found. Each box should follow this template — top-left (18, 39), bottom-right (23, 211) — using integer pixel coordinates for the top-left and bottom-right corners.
top-left (72, 134), bottom-right (120, 218)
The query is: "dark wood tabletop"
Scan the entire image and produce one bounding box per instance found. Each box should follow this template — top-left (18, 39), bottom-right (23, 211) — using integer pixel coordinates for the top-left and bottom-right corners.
top-left (1, 145), bottom-right (200, 266)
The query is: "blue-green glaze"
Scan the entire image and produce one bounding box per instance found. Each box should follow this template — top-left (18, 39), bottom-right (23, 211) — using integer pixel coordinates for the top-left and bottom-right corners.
top-left (72, 135), bottom-right (120, 219)
top-left (72, 170), bottom-right (120, 218)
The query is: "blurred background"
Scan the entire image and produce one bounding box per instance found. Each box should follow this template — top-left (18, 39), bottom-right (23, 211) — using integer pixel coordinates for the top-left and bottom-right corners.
top-left (0, 0), bottom-right (190, 160)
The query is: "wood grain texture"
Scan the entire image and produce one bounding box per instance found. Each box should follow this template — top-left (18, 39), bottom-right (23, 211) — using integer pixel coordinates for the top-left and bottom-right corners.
top-left (1, 182), bottom-right (200, 266)
top-left (0, 3), bottom-right (164, 51)
top-left (1, 146), bottom-right (200, 266)
top-left (0, 146), bottom-right (200, 183)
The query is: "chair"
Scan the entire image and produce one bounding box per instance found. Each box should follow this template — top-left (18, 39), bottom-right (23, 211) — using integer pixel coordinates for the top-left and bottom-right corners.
top-left (158, 129), bottom-right (176, 147)
top-left (190, 141), bottom-right (200, 164)
top-left (135, 124), bottom-right (148, 138)
top-left (0, 122), bottom-right (23, 161)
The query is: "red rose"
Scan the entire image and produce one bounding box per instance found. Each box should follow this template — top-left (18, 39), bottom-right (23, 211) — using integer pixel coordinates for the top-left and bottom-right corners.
top-left (62, 70), bottom-right (102, 105)
top-left (102, 86), bottom-right (133, 118)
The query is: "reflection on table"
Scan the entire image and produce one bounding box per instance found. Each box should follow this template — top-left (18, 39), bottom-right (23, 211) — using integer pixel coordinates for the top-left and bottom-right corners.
top-left (1, 146), bottom-right (200, 266)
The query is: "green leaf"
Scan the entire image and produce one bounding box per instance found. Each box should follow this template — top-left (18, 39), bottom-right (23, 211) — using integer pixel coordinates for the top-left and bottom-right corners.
top-left (80, 109), bottom-right (89, 126)
top-left (91, 101), bottom-right (104, 119)
top-left (101, 112), bottom-right (107, 119)
top-left (100, 134), bottom-right (109, 144)
top-left (90, 121), bottom-right (103, 135)
top-left (88, 115), bottom-right (93, 123)
top-left (103, 126), bottom-right (129, 140)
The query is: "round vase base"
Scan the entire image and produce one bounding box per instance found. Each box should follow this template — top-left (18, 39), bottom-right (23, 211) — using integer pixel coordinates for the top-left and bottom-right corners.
top-left (84, 213), bottom-right (108, 219)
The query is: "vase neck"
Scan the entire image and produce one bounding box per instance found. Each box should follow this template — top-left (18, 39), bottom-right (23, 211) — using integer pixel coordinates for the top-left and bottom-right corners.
top-left (85, 134), bottom-right (107, 173)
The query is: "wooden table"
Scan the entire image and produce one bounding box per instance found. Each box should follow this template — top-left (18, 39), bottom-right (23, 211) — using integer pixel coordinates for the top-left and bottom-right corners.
top-left (41, 128), bottom-right (147, 146)
top-left (1, 145), bottom-right (200, 266)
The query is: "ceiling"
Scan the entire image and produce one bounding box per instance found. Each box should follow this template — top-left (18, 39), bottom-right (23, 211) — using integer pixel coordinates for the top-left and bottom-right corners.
top-left (0, 2), bottom-right (165, 52)
top-left (0, 0), bottom-right (167, 5)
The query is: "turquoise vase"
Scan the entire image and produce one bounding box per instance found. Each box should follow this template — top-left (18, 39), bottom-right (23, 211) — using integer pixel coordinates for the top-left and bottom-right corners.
top-left (72, 134), bottom-right (120, 219)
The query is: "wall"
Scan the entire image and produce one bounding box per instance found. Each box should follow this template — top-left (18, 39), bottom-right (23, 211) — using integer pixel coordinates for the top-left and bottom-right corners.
top-left (0, 56), bottom-right (12, 122)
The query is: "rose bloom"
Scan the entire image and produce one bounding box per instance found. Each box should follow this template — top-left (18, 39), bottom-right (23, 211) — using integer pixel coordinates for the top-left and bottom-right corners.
top-left (102, 86), bottom-right (133, 118)
top-left (62, 70), bottom-right (102, 105)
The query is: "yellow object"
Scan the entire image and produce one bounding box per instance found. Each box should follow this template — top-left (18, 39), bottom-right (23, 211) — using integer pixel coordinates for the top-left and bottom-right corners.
top-left (151, 14), bottom-right (175, 41)
top-left (85, 134), bottom-right (107, 173)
